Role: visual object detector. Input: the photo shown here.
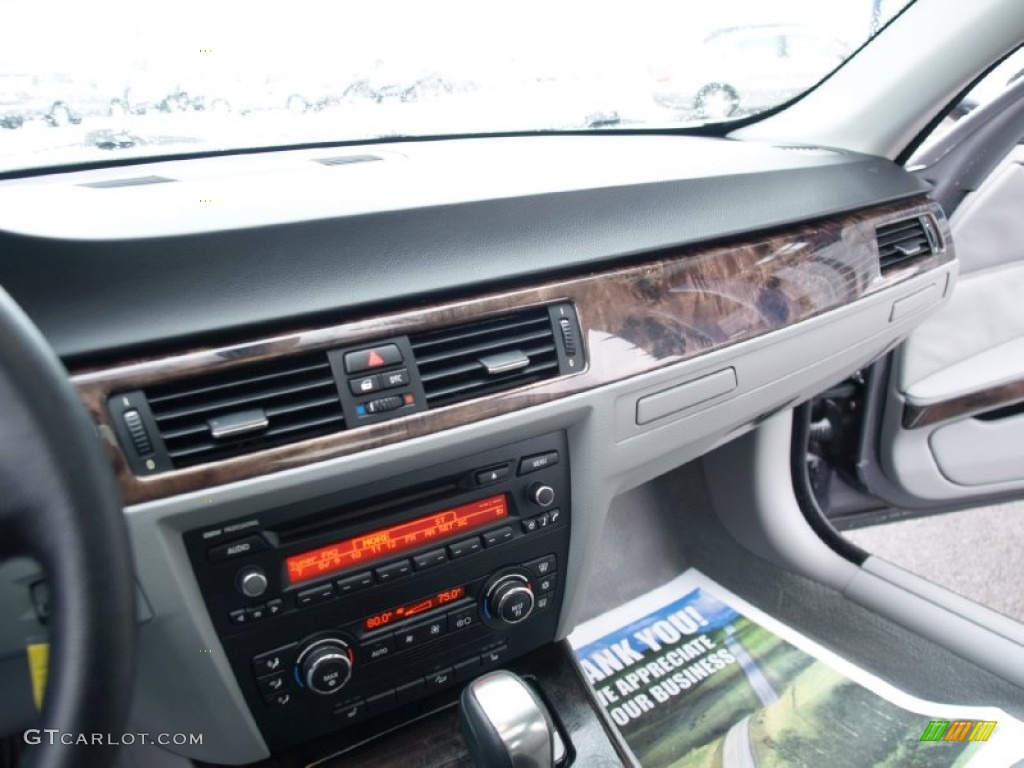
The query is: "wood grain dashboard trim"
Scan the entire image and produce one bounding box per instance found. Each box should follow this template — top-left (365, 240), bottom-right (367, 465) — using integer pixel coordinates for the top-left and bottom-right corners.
top-left (73, 196), bottom-right (951, 504)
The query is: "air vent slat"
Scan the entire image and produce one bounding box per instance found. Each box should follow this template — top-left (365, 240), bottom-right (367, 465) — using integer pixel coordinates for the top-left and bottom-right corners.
top-left (415, 328), bottom-right (554, 367)
top-left (141, 351), bottom-right (345, 468)
top-left (165, 413), bottom-right (346, 463)
top-left (419, 341), bottom-right (558, 384)
top-left (410, 307), bottom-right (562, 410)
top-left (875, 216), bottom-right (939, 272)
top-left (151, 376), bottom-right (336, 423)
top-left (146, 360), bottom-right (332, 405)
top-left (412, 315), bottom-right (550, 351)
top-left (422, 361), bottom-right (560, 405)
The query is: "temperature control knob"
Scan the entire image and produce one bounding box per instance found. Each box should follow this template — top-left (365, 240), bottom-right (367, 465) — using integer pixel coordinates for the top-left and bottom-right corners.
top-left (527, 483), bottom-right (555, 508)
top-left (296, 638), bottom-right (353, 695)
top-left (486, 575), bottom-right (535, 626)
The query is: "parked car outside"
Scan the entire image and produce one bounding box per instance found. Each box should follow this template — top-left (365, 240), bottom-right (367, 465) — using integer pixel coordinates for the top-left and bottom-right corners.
top-left (652, 23), bottom-right (850, 119)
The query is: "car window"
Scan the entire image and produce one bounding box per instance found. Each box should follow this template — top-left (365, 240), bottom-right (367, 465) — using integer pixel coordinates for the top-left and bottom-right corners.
top-left (0, 0), bottom-right (915, 173)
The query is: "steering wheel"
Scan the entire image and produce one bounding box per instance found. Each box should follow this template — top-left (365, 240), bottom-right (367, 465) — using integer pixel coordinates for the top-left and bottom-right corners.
top-left (0, 286), bottom-right (135, 768)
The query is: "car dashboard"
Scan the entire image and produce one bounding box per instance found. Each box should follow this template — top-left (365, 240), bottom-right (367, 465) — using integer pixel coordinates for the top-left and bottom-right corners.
top-left (0, 134), bottom-right (956, 764)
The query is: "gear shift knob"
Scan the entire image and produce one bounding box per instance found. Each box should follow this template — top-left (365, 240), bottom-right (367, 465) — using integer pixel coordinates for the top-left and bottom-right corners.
top-left (458, 670), bottom-right (555, 768)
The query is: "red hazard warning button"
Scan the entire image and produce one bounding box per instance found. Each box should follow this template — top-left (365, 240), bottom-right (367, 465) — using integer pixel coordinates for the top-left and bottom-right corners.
top-left (343, 344), bottom-right (403, 374)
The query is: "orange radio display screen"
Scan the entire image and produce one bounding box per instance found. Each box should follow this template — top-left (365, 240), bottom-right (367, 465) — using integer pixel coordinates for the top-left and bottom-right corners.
top-left (364, 586), bottom-right (465, 631)
top-left (285, 494), bottom-right (509, 585)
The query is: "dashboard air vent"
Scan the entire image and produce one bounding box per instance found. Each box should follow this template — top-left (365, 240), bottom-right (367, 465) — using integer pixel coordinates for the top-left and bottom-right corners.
top-left (144, 352), bottom-right (345, 468)
top-left (410, 308), bottom-right (561, 409)
top-left (876, 216), bottom-right (940, 272)
top-left (315, 154), bottom-right (382, 167)
top-left (81, 175), bottom-right (175, 188)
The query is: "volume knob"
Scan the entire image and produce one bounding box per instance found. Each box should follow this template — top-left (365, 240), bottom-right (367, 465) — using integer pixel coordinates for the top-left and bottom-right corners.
top-left (297, 639), bottom-right (353, 696)
top-left (237, 567), bottom-right (268, 598)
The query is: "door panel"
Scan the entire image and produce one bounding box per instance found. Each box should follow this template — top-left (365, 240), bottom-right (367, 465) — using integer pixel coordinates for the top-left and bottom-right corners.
top-left (881, 147), bottom-right (1024, 501)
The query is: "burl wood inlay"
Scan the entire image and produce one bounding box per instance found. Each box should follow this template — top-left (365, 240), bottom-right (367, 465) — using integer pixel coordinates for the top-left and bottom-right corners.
top-left (73, 196), bottom-right (952, 503)
top-left (903, 378), bottom-right (1024, 429)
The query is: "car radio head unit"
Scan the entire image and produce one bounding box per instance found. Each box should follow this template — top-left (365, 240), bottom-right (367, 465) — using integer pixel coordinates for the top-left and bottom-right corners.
top-left (184, 431), bottom-right (570, 752)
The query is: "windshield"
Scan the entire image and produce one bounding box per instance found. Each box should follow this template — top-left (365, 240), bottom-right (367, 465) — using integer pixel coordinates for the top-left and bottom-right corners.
top-left (0, 0), bottom-right (913, 174)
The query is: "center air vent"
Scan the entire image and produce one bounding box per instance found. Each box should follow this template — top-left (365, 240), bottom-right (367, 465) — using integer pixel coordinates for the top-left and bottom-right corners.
top-left (141, 352), bottom-right (345, 468)
top-left (410, 305), bottom-right (580, 410)
top-left (876, 216), bottom-right (941, 272)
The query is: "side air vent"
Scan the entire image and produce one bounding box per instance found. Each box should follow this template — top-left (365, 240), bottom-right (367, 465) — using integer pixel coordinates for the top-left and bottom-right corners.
top-left (144, 352), bottom-right (345, 468)
top-left (410, 307), bottom-right (564, 409)
top-left (876, 216), bottom-right (941, 272)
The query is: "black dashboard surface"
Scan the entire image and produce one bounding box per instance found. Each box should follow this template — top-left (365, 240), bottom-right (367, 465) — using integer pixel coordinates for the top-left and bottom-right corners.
top-left (0, 135), bottom-right (928, 362)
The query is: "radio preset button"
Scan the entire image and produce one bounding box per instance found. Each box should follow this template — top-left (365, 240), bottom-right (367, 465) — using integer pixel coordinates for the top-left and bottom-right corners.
top-left (518, 451), bottom-right (559, 475)
top-left (449, 605), bottom-right (478, 631)
top-left (336, 571), bottom-right (374, 595)
top-left (412, 549), bottom-right (447, 570)
top-left (474, 463), bottom-right (511, 486)
top-left (524, 555), bottom-right (557, 578)
top-left (208, 535), bottom-right (267, 562)
top-left (296, 583), bottom-right (335, 607)
top-left (363, 633), bottom-right (395, 663)
top-left (375, 560), bottom-right (412, 584)
top-left (252, 644), bottom-right (296, 677)
top-left (448, 536), bottom-right (482, 559)
top-left (483, 526), bottom-right (515, 547)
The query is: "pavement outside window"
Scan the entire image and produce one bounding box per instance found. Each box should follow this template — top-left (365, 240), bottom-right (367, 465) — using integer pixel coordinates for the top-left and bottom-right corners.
top-left (845, 500), bottom-right (1024, 623)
